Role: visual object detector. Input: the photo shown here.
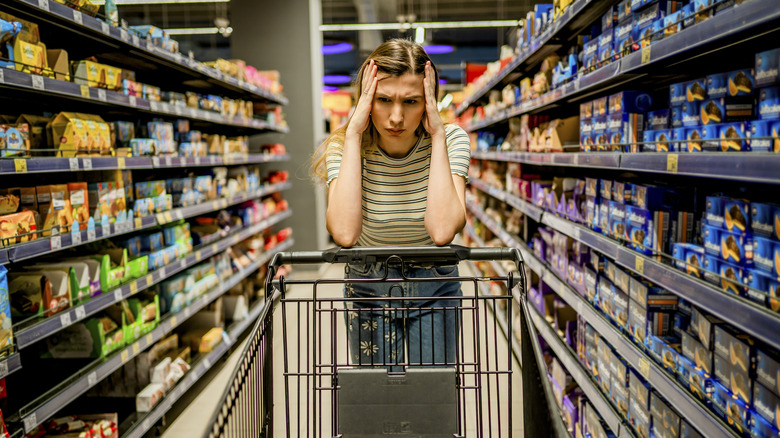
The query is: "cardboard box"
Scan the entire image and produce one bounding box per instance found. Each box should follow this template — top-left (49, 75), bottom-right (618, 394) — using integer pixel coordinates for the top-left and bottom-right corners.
top-left (713, 352), bottom-right (751, 404)
top-left (46, 49), bottom-right (69, 81)
top-left (756, 346), bottom-right (780, 396)
top-left (682, 330), bottom-right (712, 375)
top-left (136, 382), bottom-right (164, 412)
top-left (676, 355), bottom-right (712, 402)
top-left (758, 86), bottom-right (780, 120)
top-left (756, 48), bottom-right (780, 87)
top-left (650, 391), bottom-right (680, 437)
top-left (710, 380), bottom-right (750, 436)
top-left (749, 119), bottom-right (780, 153)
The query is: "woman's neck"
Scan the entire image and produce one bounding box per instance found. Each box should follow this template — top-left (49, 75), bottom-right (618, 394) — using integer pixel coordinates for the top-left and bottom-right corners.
top-left (377, 134), bottom-right (419, 159)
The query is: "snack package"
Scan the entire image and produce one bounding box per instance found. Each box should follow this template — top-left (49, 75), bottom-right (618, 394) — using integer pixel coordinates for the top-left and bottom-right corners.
top-left (0, 266), bottom-right (12, 354)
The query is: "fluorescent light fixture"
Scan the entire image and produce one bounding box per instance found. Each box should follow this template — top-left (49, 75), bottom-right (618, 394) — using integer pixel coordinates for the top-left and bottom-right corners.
top-left (438, 93), bottom-right (453, 111)
top-left (323, 74), bottom-right (352, 84)
top-left (320, 20), bottom-right (520, 32)
top-left (322, 42), bottom-right (354, 55)
top-left (323, 86), bottom-right (340, 92)
top-left (91, 0), bottom-right (228, 4)
top-left (415, 27), bottom-right (425, 44)
top-left (425, 45), bottom-right (454, 54)
top-left (164, 27), bottom-right (231, 35)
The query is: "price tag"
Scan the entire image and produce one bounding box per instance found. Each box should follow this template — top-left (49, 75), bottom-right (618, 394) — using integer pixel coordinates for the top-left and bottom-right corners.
top-left (204, 357), bottom-right (211, 369)
top-left (155, 213), bottom-right (165, 225)
top-left (0, 69), bottom-right (4, 84)
top-left (666, 154), bottom-right (678, 173)
top-left (211, 243), bottom-right (218, 254)
top-left (170, 316), bottom-right (177, 327)
top-left (87, 228), bottom-right (96, 241)
top-left (132, 34), bottom-right (140, 46)
top-left (189, 107), bottom-right (197, 118)
top-left (69, 157), bottom-right (79, 170)
top-left (97, 88), bottom-right (107, 102)
top-left (150, 101), bottom-right (159, 111)
top-left (60, 312), bottom-right (72, 327)
top-left (82, 157), bottom-right (92, 170)
top-left (129, 95), bottom-right (137, 107)
top-left (146, 333), bottom-right (154, 344)
top-left (174, 105), bottom-right (183, 116)
top-left (114, 289), bottom-right (123, 302)
top-left (196, 250), bottom-right (202, 260)
top-left (164, 212), bottom-right (173, 223)
top-left (75, 306), bottom-right (86, 321)
top-left (159, 266), bottom-right (166, 278)
top-left (635, 257), bottom-right (645, 275)
top-left (37, 0), bottom-right (49, 10)
top-left (146, 274), bottom-right (153, 286)
top-left (73, 10), bottom-right (83, 24)
top-left (51, 235), bottom-right (61, 251)
top-left (117, 157), bottom-right (125, 169)
top-left (132, 342), bottom-right (140, 354)
top-left (120, 29), bottom-right (130, 43)
top-left (194, 156), bottom-right (201, 165)
top-left (31, 74), bottom-right (45, 90)
top-left (152, 156), bottom-right (160, 167)
top-left (135, 217), bottom-right (143, 229)
top-left (142, 419), bottom-right (152, 432)
top-left (184, 307), bottom-right (191, 318)
top-left (639, 357), bottom-right (651, 379)
top-left (23, 413), bottom-right (38, 433)
top-left (0, 360), bottom-right (8, 379)
top-left (130, 282), bottom-right (138, 294)
top-left (121, 350), bottom-right (129, 363)
top-left (72, 231), bottom-right (82, 245)
top-left (211, 201), bottom-right (219, 210)
top-left (14, 159), bottom-right (27, 173)
top-left (165, 156), bottom-right (173, 166)
top-left (100, 21), bottom-right (110, 35)
top-left (641, 46), bottom-right (652, 65)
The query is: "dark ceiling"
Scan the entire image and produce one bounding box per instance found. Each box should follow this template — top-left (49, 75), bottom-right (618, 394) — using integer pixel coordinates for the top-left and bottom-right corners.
top-left (114, 0), bottom-right (544, 87)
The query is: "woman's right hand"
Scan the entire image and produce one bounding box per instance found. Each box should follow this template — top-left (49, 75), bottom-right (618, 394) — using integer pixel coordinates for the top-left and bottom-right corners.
top-left (346, 60), bottom-right (377, 137)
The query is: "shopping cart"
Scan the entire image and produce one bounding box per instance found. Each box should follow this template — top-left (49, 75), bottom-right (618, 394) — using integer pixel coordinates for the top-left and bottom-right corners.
top-left (204, 245), bottom-right (570, 438)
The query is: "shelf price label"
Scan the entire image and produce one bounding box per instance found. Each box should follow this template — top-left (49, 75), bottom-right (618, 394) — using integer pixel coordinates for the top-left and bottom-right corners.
top-left (120, 29), bottom-right (130, 43)
top-left (37, 0), bottom-right (49, 10)
top-left (135, 217), bottom-right (143, 229)
top-left (635, 257), bottom-right (645, 275)
top-left (170, 316), bottom-right (177, 328)
top-left (121, 350), bottom-right (129, 363)
top-left (666, 154), bottom-right (679, 173)
top-left (130, 282), bottom-right (138, 294)
top-left (132, 342), bottom-right (140, 354)
top-left (100, 21), bottom-right (110, 35)
top-left (128, 95), bottom-right (137, 107)
top-left (69, 157), bottom-right (79, 170)
top-left (132, 34), bottom-right (140, 46)
top-left (82, 158), bottom-right (92, 170)
top-left (60, 312), bottom-right (72, 327)
top-left (639, 357), bottom-right (651, 379)
top-left (97, 88), bottom-right (107, 102)
top-left (87, 228), bottom-right (96, 241)
top-left (114, 289), bottom-right (123, 302)
top-left (73, 10), bottom-right (83, 24)
top-left (14, 159), bottom-right (27, 173)
top-left (23, 413), bottom-right (38, 433)
top-left (0, 69), bottom-right (4, 84)
top-left (0, 360), bottom-right (8, 379)
top-left (31, 74), bottom-right (44, 90)
top-left (72, 230), bottom-right (82, 245)
top-left (146, 333), bottom-right (154, 344)
top-left (75, 306), bottom-right (86, 321)
top-left (87, 371), bottom-right (98, 386)
top-left (50, 235), bottom-right (61, 251)
top-left (117, 157), bottom-right (126, 169)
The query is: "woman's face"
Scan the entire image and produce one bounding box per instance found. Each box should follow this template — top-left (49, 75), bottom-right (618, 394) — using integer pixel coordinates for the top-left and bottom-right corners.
top-left (370, 72), bottom-right (425, 151)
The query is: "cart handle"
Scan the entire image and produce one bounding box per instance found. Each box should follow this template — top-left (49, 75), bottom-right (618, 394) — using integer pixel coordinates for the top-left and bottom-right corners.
top-left (269, 245), bottom-right (523, 269)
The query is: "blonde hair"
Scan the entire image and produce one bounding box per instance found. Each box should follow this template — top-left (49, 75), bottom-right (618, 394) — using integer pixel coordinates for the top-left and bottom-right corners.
top-left (311, 38), bottom-right (439, 183)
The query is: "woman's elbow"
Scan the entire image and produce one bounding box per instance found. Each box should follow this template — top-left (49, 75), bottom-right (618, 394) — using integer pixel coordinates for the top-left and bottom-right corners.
top-left (332, 233), bottom-right (359, 248)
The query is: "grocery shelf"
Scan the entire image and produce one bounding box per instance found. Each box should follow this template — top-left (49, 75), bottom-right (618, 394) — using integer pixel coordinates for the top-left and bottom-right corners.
top-left (1, 0), bottom-right (287, 104)
top-left (5, 181), bottom-right (291, 265)
top-left (471, 150), bottom-right (780, 184)
top-left (0, 154), bottom-right (290, 175)
top-left (470, 177), bottom-right (544, 221)
top-left (0, 353), bottom-right (22, 380)
top-left (0, 69), bottom-right (288, 133)
top-left (470, 179), bottom-right (780, 352)
top-left (13, 209), bottom-right (292, 349)
top-left (120, 239), bottom-right (293, 438)
top-left (455, 0), bottom-right (615, 115)
top-left (461, 0), bottom-right (780, 127)
top-left (528, 304), bottom-right (632, 438)
top-left (11, 237), bottom-right (294, 434)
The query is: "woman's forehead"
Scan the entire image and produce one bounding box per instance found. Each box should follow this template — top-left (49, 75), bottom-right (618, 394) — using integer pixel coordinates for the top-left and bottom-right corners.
top-left (376, 72), bottom-right (424, 95)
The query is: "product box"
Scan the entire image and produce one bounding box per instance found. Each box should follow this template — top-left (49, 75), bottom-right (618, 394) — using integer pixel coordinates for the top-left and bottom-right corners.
top-left (661, 10), bottom-right (684, 38)
top-left (583, 38), bottom-right (600, 72)
top-left (594, 97), bottom-right (608, 117)
top-left (136, 382), bottom-right (165, 412)
top-left (680, 420), bottom-right (704, 438)
top-left (649, 129), bottom-right (674, 152)
top-left (710, 380), bottom-right (751, 436)
top-left (713, 353), bottom-right (751, 404)
top-left (706, 196), bottom-right (727, 228)
top-left (626, 205), bottom-right (654, 255)
top-left (585, 178), bottom-right (600, 198)
top-left (700, 124), bottom-right (720, 151)
top-left (682, 102), bottom-right (701, 127)
top-left (701, 98), bottom-right (754, 125)
top-left (608, 112), bottom-right (644, 152)
top-left (713, 324), bottom-right (756, 378)
top-left (756, 346), bottom-right (780, 396)
top-left (598, 342), bottom-right (613, 394)
top-left (719, 228), bottom-right (754, 267)
top-left (670, 83), bottom-right (687, 106)
top-left (609, 201), bottom-right (627, 241)
top-left (723, 198), bottom-right (751, 235)
top-left (754, 386), bottom-right (780, 434)
top-left (600, 179), bottom-right (613, 201)
top-left (755, 48), bottom-right (780, 87)
top-left (650, 392), bottom-right (681, 438)
top-left (758, 87), bottom-right (780, 120)
top-left (682, 330), bottom-right (713, 375)
top-left (600, 202), bottom-right (611, 236)
top-left (647, 109), bottom-right (670, 130)
top-left (613, 287), bottom-right (629, 330)
top-left (629, 397), bottom-right (651, 438)
top-left (749, 119), bottom-right (780, 152)
top-left (691, 307), bottom-right (723, 350)
top-left (610, 91), bottom-right (652, 115)
top-left (673, 243), bottom-right (705, 278)
top-left (614, 17), bottom-right (635, 59)
top-left (677, 355), bottom-right (712, 402)
top-left (745, 268), bottom-right (780, 310)
top-left (581, 101), bottom-right (594, 120)
top-left (708, 69), bottom-right (756, 99)
top-left (647, 334), bottom-right (682, 373)
top-left (670, 107), bottom-right (683, 130)
top-left (717, 122), bottom-right (750, 151)
top-left (628, 303), bottom-right (649, 344)
top-left (630, 368), bottom-right (652, 408)
top-left (751, 411), bottom-right (780, 438)
top-left (755, 237), bottom-right (776, 275)
top-left (603, 5), bottom-right (618, 30)
top-left (597, 277), bottom-right (615, 318)
top-left (630, 276), bottom-right (675, 310)
top-left (598, 29), bottom-right (614, 67)
top-left (631, 185), bottom-right (681, 211)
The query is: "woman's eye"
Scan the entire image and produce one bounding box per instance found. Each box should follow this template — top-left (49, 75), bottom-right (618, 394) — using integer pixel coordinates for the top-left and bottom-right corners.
top-left (378, 97), bottom-right (391, 103)
top-left (405, 99), bottom-right (417, 104)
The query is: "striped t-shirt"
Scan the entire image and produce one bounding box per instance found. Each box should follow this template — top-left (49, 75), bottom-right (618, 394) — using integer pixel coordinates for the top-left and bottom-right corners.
top-left (326, 124), bottom-right (471, 246)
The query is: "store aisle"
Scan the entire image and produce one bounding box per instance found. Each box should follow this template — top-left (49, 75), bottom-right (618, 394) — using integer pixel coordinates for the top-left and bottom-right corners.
top-left (165, 261), bottom-right (523, 437)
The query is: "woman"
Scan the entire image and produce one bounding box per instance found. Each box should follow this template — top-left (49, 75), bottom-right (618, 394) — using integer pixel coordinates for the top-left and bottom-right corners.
top-left (313, 39), bottom-right (471, 367)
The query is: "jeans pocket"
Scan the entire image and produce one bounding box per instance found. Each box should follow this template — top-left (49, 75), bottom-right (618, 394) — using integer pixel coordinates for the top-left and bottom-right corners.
top-left (347, 262), bottom-right (375, 277)
top-left (432, 264), bottom-right (458, 277)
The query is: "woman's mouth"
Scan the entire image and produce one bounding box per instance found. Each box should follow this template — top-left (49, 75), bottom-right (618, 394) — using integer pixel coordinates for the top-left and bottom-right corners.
top-left (386, 128), bottom-right (404, 136)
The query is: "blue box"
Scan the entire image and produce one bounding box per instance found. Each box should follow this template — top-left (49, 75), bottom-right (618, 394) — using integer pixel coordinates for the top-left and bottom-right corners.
top-left (708, 69), bottom-right (756, 99)
top-left (755, 236), bottom-right (775, 275)
top-left (749, 119), bottom-right (780, 152)
top-left (586, 196), bottom-right (601, 232)
top-left (670, 106), bottom-right (684, 129)
top-left (643, 129), bottom-right (674, 152)
top-left (702, 124), bottom-right (720, 151)
top-left (719, 260), bottom-right (746, 296)
top-left (630, 0), bottom-right (649, 12)
top-left (598, 276), bottom-right (615, 317)
top-left (650, 391), bottom-right (681, 436)
top-left (674, 243), bottom-right (705, 278)
top-left (717, 122), bottom-right (749, 152)
top-left (629, 397), bottom-right (650, 438)
top-left (672, 127), bottom-right (686, 151)
top-left (598, 29), bottom-right (614, 67)
top-left (756, 346), bottom-right (780, 397)
top-left (614, 17), bottom-right (635, 59)
top-left (686, 78), bottom-right (708, 102)
top-left (745, 268), bottom-right (779, 308)
top-left (724, 198), bottom-right (751, 235)
top-left (681, 420), bottom-right (704, 438)
top-left (647, 335), bottom-right (682, 373)
top-left (600, 202), bottom-right (611, 235)
top-left (139, 231), bottom-right (164, 253)
top-left (602, 5), bottom-right (618, 30)
top-left (617, 0), bottom-right (633, 21)
top-left (710, 380), bottom-right (751, 436)
top-left (756, 48), bottom-right (780, 87)
top-left (751, 202), bottom-right (778, 239)
top-left (684, 126), bottom-right (703, 152)
top-left (626, 205), bottom-right (654, 255)
top-left (583, 38), bottom-right (600, 71)
top-left (758, 87), bottom-right (780, 120)
top-left (670, 83), bottom-right (687, 106)
top-left (702, 97), bottom-right (754, 125)
top-left (609, 201), bottom-right (627, 241)
top-left (720, 228), bottom-right (754, 267)
top-left (703, 224), bottom-right (721, 256)
top-left (677, 356), bottom-right (712, 402)
top-left (609, 91), bottom-right (652, 114)
top-left (714, 352), bottom-right (752, 406)
top-left (607, 112), bottom-right (644, 152)
top-left (631, 185), bottom-right (681, 211)
top-left (751, 411), bottom-right (780, 438)
top-left (592, 116), bottom-right (608, 135)
top-left (661, 10), bottom-right (684, 37)
top-left (646, 109), bottom-right (670, 129)
top-left (594, 96), bottom-right (609, 117)
top-left (682, 102), bottom-right (700, 127)
top-left (706, 196), bottom-right (727, 228)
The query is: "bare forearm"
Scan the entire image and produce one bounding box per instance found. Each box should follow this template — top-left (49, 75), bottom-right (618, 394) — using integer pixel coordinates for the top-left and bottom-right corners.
top-left (326, 134), bottom-right (363, 246)
top-left (425, 134), bottom-right (466, 245)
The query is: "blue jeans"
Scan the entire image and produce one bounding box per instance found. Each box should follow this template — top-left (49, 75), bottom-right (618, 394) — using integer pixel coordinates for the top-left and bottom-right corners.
top-left (344, 262), bottom-right (462, 367)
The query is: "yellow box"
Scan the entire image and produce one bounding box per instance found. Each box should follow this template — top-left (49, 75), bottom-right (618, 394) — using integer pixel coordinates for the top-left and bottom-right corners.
top-left (73, 60), bottom-right (106, 89)
top-left (14, 40), bottom-right (51, 77)
top-left (47, 112), bottom-right (89, 157)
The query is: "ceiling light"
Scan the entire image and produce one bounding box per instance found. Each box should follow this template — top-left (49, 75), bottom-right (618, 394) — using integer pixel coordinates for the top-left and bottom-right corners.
top-left (323, 74), bottom-right (352, 85)
top-left (425, 45), bottom-right (454, 55)
top-left (322, 42), bottom-right (354, 55)
top-left (323, 86), bottom-right (340, 92)
top-left (320, 20), bottom-right (520, 32)
top-left (165, 27), bottom-right (219, 35)
top-left (415, 27), bottom-right (425, 44)
top-left (91, 0), bottom-right (228, 4)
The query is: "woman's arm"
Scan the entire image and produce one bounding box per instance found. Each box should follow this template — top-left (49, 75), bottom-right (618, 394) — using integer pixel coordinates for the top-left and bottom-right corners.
top-left (326, 60), bottom-right (378, 247)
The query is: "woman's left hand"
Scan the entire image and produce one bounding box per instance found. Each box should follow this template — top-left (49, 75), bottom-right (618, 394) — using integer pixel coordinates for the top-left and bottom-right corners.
top-left (422, 61), bottom-right (445, 138)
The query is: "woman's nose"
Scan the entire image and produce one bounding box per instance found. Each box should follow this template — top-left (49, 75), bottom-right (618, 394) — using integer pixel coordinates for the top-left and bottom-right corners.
top-left (389, 104), bottom-right (403, 124)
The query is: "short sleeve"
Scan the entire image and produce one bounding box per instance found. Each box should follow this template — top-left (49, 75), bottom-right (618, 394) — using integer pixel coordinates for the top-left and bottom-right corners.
top-left (325, 139), bottom-right (344, 185)
top-left (445, 124), bottom-right (471, 183)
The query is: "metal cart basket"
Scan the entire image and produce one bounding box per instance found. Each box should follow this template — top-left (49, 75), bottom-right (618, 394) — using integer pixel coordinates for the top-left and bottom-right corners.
top-left (205, 245), bottom-right (570, 438)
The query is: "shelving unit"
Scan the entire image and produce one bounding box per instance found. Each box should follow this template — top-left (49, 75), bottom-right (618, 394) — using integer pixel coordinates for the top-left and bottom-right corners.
top-left (0, 0), bottom-right (293, 434)
top-left (458, 1), bottom-right (780, 434)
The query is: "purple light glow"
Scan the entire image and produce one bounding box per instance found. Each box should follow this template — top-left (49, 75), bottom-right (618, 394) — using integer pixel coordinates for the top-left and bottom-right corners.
top-left (424, 44), bottom-right (454, 54)
top-left (322, 86), bottom-right (339, 92)
top-left (438, 78), bottom-right (447, 85)
top-left (322, 42), bottom-right (354, 55)
top-left (323, 74), bottom-right (352, 84)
